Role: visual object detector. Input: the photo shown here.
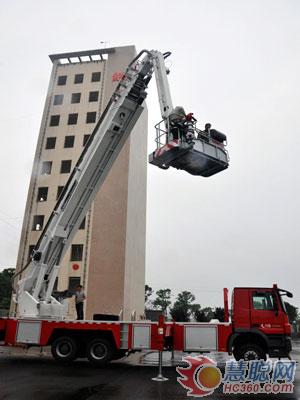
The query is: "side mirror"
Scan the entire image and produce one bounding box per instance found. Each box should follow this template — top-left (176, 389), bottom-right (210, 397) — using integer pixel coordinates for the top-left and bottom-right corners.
top-left (278, 288), bottom-right (293, 298)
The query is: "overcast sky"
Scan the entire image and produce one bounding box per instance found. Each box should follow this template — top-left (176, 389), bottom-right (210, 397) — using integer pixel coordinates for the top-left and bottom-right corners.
top-left (0, 0), bottom-right (299, 309)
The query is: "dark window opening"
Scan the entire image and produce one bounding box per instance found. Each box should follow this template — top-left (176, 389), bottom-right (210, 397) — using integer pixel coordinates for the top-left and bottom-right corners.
top-left (91, 72), bottom-right (101, 82)
top-left (74, 74), bottom-right (84, 84)
top-left (79, 217), bottom-right (86, 230)
top-left (28, 245), bottom-right (35, 261)
top-left (53, 94), bottom-right (63, 105)
top-left (37, 187), bottom-right (48, 202)
top-left (60, 160), bottom-right (72, 174)
top-left (83, 134), bottom-right (91, 147)
top-left (86, 112), bottom-right (96, 124)
top-left (70, 244), bottom-right (83, 261)
top-left (89, 91), bottom-right (99, 102)
top-left (57, 75), bottom-right (67, 85)
top-left (41, 161), bottom-right (52, 175)
top-left (71, 93), bottom-right (81, 104)
top-left (32, 215), bottom-right (44, 231)
top-left (68, 113), bottom-right (78, 125)
top-left (57, 186), bottom-right (64, 200)
top-left (50, 115), bottom-right (60, 126)
top-left (64, 135), bottom-right (75, 148)
top-left (68, 277), bottom-right (81, 292)
top-left (45, 137), bottom-right (56, 149)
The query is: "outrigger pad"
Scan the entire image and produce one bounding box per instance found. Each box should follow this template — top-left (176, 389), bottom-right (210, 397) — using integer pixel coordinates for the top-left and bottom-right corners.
top-left (149, 138), bottom-right (229, 177)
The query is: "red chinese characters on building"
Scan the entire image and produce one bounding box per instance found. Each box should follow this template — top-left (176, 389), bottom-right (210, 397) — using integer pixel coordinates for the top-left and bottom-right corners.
top-left (112, 71), bottom-right (125, 82)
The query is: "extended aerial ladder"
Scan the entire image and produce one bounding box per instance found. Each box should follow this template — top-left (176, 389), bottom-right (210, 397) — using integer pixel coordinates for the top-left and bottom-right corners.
top-left (13, 50), bottom-right (229, 319)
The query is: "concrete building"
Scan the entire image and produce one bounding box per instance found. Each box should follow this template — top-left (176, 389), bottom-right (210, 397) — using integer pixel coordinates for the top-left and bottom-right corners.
top-left (13, 45), bottom-right (147, 320)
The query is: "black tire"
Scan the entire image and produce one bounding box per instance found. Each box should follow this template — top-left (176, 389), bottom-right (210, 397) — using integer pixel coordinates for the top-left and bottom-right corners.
top-left (234, 343), bottom-right (266, 361)
top-left (51, 336), bottom-right (78, 364)
top-left (86, 337), bottom-right (113, 366)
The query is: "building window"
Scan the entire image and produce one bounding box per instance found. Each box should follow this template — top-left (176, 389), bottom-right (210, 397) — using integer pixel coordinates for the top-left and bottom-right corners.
top-left (68, 113), bottom-right (78, 125)
top-left (53, 94), bottom-right (63, 105)
top-left (49, 115), bottom-right (60, 126)
top-left (86, 112), bottom-right (96, 124)
top-left (64, 135), bottom-right (75, 148)
top-left (57, 186), bottom-right (64, 200)
top-left (83, 134), bottom-right (91, 147)
top-left (89, 91), bottom-right (99, 102)
top-left (28, 245), bottom-right (35, 261)
top-left (70, 244), bottom-right (83, 261)
top-left (74, 74), bottom-right (84, 84)
top-left (37, 187), bottom-right (48, 202)
top-left (45, 137), bottom-right (56, 150)
top-left (91, 72), bottom-right (101, 82)
top-left (41, 161), bottom-right (52, 175)
top-left (57, 75), bottom-right (67, 85)
top-left (32, 215), bottom-right (44, 231)
top-left (60, 160), bottom-right (72, 174)
top-left (79, 217), bottom-right (86, 230)
top-left (71, 93), bottom-right (81, 104)
top-left (68, 277), bottom-right (80, 292)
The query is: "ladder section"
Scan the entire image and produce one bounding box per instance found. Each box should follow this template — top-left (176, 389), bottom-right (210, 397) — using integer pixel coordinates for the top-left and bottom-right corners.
top-left (17, 52), bottom-right (154, 312)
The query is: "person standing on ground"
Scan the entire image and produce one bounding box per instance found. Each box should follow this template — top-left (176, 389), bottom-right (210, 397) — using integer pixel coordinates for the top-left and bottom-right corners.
top-left (75, 285), bottom-right (86, 320)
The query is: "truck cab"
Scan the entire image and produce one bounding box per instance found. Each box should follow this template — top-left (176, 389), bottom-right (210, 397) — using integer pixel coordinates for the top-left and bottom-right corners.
top-left (228, 284), bottom-right (292, 360)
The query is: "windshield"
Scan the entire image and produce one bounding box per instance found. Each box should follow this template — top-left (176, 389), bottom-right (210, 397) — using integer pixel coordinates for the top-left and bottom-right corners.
top-left (275, 289), bottom-right (290, 314)
top-left (280, 298), bottom-right (287, 313)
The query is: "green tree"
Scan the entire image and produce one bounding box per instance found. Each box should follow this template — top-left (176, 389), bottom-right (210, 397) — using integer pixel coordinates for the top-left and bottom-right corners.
top-left (214, 307), bottom-right (225, 322)
top-left (194, 306), bottom-right (214, 322)
top-left (153, 289), bottom-right (171, 315)
top-left (170, 291), bottom-right (199, 322)
top-left (170, 303), bottom-right (190, 322)
top-left (284, 302), bottom-right (299, 323)
top-left (145, 285), bottom-right (153, 302)
top-left (145, 284), bottom-right (153, 309)
top-left (0, 268), bottom-right (15, 310)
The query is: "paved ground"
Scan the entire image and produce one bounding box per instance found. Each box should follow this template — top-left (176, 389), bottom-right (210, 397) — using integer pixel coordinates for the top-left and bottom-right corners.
top-left (0, 342), bottom-right (299, 400)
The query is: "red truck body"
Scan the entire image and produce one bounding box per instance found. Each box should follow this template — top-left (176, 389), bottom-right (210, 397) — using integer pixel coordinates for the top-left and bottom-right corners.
top-left (0, 285), bottom-right (292, 365)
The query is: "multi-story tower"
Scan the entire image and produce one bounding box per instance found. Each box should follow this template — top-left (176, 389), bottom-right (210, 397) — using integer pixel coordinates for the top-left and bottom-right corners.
top-left (13, 46), bottom-right (147, 320)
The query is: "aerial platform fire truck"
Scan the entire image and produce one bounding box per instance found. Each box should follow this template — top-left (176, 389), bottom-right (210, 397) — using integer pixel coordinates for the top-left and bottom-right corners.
top-left (0, 50), bottom-right (292, 365)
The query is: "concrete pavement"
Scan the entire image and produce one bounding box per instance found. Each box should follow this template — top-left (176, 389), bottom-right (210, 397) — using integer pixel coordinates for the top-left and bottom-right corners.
top-left (0, 342), bottom-right (299, 400)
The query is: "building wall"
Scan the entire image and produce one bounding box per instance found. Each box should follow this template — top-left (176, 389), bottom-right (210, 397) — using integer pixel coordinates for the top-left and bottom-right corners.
top-left (13, 46), bottom-right (147, 320)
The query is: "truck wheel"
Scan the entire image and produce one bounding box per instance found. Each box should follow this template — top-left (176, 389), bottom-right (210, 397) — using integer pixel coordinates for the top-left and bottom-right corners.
top-left (51, 336), bottom-right (77, 363)
top-left (86, 337), bottom-right (113, 366)
top-left (235, 343), bottom-right (266, 361)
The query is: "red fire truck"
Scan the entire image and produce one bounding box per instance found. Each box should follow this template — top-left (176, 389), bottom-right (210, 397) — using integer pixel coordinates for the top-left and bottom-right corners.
top-left (0, 49), bottom-right (292, 365)
top-left (0, 285), bottom-right (292, 365)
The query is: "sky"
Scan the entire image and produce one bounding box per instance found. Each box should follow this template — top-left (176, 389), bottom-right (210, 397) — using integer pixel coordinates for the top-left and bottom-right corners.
top-left (0, 0), bottom-right (299, 309)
